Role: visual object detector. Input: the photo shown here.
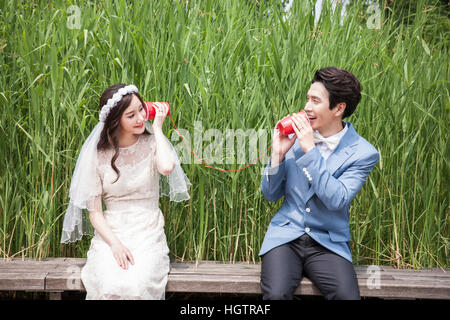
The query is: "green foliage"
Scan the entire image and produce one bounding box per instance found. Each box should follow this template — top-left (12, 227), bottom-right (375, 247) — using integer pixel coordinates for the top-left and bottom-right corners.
top-left (383, 0), bottom-right (449, 45)
top-left (0, 0), bottom-right (448, 268)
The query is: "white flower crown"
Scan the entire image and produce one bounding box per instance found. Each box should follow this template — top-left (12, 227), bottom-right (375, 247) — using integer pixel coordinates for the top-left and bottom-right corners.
top-left (99, 84), bottom-right (138, 122)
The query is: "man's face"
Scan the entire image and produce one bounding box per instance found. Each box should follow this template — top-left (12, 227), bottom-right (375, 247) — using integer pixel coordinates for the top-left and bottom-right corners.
top-left (304, 82), bottom-right (337, 132)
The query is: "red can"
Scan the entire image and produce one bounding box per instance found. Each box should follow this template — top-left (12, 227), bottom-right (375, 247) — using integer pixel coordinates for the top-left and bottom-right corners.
top-left (145, 102), bottom-right (171, 120)
top-left (277, 110), bottom-right (310, 136)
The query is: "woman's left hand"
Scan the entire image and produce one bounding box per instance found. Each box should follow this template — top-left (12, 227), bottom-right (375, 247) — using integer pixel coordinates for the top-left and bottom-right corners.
top-left (152, 102), bottom-right (169, 132)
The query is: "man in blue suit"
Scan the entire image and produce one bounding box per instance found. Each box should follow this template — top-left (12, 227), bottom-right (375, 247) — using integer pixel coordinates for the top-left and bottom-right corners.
top-left (259, 67), bottom-right (379, 300)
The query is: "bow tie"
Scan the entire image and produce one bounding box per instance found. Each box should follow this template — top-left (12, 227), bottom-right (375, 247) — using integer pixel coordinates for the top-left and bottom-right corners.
top-left (313, 131), bottom-right (340, 151)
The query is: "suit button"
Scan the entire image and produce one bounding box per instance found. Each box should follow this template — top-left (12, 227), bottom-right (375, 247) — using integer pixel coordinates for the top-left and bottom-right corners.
top-left (305, 227), bottom-right (310, 233)
top-left (305, 208), bottom-right (311, 213)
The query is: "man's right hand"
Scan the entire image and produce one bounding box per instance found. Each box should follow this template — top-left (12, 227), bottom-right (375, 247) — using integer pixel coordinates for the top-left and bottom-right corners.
top-left (270, 122), bottom-right (296, 167)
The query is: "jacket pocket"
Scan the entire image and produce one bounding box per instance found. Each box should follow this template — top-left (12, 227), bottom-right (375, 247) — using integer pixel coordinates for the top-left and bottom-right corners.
top-left (270, 216), bottom-right (290, 227)
top-left (328, 229), bottom-right (350, 242)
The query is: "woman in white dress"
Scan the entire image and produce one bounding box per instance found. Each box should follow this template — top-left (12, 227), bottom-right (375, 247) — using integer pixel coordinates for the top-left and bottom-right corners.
top-left (60, 84), bottom-right (190, 300)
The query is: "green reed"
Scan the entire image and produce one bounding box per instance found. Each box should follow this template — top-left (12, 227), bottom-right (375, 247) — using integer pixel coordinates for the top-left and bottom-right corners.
top-left (0, 0), bottom-right (448, 268)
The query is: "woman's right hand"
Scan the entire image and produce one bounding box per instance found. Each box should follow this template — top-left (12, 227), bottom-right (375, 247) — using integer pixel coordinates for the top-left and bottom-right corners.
top-left (151, 102), bottom-right (169, 133)
top-left (111, 241), bottom-right (135, 270)
top-left (271, 122), bottom-right (296, 166)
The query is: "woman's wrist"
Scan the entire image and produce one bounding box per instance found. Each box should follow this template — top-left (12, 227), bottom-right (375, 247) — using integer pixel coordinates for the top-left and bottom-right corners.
top-left (152, 125), bottom-right (164, 136)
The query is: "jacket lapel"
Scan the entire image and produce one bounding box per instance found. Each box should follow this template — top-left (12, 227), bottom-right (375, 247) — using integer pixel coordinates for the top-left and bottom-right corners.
top-left (302, 122), bottom-right (359, 202)
top-left (326, 123), bottom-right (359, 174)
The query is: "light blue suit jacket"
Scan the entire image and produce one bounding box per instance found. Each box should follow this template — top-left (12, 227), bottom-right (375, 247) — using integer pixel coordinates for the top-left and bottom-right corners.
top-left (259, 122), bottom-right (379, 262)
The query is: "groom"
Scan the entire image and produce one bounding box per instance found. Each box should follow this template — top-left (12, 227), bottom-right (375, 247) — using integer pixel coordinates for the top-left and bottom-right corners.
top-left (259, 67), bottom-right (379, 300)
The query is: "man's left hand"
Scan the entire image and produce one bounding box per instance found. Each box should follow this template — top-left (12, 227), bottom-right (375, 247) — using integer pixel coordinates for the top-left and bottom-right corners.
top-left (291, 113), bottom-right (315, 153)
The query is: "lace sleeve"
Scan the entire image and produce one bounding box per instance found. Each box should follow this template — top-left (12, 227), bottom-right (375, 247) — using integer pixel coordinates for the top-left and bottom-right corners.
top-left (86, 166), bottom-right (103, 213)
top-left (144, 122), bottom-right (191, 202)
top-left (157, 135), bottom-right (191, 202)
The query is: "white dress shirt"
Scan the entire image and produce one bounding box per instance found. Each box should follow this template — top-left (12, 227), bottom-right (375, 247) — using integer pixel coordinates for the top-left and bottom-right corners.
top-left (314, 123), bottom-right (348, 160)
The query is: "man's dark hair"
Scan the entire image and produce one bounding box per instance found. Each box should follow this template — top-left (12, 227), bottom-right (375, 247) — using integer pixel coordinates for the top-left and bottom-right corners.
top-left (312, 67), bottom-right (362, 118)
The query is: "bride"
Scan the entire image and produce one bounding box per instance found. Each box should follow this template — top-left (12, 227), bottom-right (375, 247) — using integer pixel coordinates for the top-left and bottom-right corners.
top-left (60, 84), bottom-right (190, 300)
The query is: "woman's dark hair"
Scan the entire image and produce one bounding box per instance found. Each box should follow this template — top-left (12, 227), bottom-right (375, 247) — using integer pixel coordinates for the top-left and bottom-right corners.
top-left (97, 84), bottom-right (149, 183)
top-left (312, 67), bottom-right (362, 118)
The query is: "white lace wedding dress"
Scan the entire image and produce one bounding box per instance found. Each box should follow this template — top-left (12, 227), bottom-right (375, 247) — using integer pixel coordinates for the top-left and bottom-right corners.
top-left (80, 133), bottom-right (170, 300)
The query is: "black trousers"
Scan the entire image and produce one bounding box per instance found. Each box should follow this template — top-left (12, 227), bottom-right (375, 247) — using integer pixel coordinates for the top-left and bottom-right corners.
top-left (260, 234), bottom-right (360, 300)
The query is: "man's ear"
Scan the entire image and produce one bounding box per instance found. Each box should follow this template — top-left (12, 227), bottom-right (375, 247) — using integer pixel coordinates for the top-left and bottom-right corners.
top-left (334, 102), bottom-right (346, 118)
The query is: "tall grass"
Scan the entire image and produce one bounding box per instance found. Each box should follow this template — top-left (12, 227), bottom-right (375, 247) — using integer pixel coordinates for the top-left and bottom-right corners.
top-left (0, 0), bottom-right (448, 268)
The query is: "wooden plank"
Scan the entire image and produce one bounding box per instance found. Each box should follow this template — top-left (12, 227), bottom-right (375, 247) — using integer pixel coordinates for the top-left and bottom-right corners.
top-left (166, 274), bottom-right (261, 294)
top-left (170, 261), bottom-right (261, 272)
top-left (1, 258), bottom-right (64, 264)
top-left (355, 265), bottom-right (448, 271)
top-left (169, 264), bottom-right (404, 285)
top-left (3, 259), bottom-right (447, 277)
top-left (0, 273), bottom-right (46, 290)
top-left (49, 292), bottom-right (62, 300)
top-left (0, 258), bottom-right (85, 273)
top-left (166, 273), bottom-right (322, 295)
top-left (170, 266), bottom-right (261, 276)
top-left (172, 262), bottom-right (449, 277)
top-left (146, 262), bottom-right (450, 299)
top-left (170, 267), bottom-right (446, 282)
top-left (355, 265), bottom-right (449, 277)
top-left (390, 275), bottom-right (450, 283)
top-left (169, 269), bottom-right (397, 282)
top-left (0, 258), bottom-right (78, 265)
top-left (0, 259), bottom-right (62, 271)
top-left (41, 272), bottom-right (449, 299)
top-left (0, 266), bottom-right (58, 272)
top-left (44, 271), bottom-right (342, 296)
top-left (3, 258), bottom-right (447, 273)
top-left (45, 272), bottom-right (86, 291)
top-left (1, 259), bottom-right (449, 299)
top-left (358, 279), bottom-right (450, 299)
top-left (62, 258), bottom-right (87, 263)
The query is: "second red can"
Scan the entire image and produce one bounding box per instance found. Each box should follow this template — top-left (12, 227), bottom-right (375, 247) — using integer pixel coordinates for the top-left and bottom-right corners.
top-left (277, 110), bottom-right (310, 136)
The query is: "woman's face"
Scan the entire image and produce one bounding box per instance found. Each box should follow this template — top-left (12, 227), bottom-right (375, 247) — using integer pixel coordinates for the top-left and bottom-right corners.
top-left (119, 94), bottom-right (147, 135)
